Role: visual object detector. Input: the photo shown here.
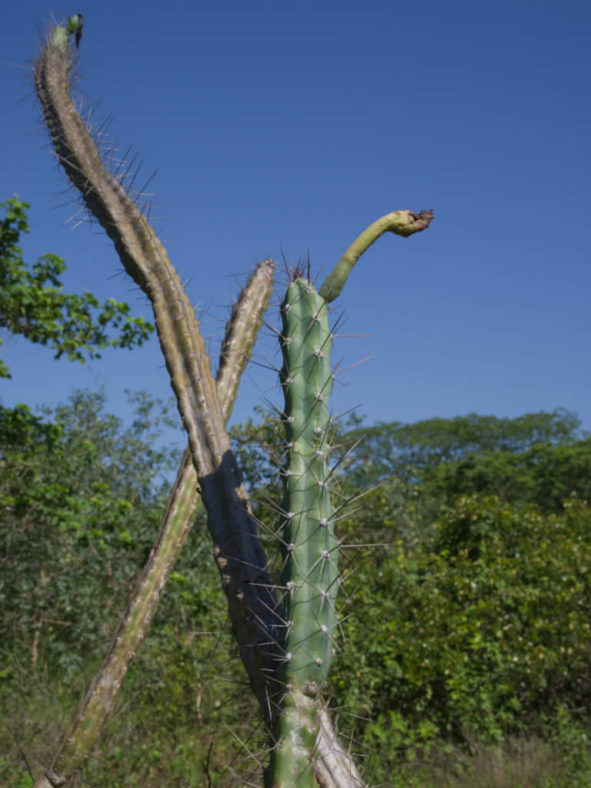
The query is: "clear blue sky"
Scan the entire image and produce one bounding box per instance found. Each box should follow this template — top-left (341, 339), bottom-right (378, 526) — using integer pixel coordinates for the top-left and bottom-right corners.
top-left (1, 0), bottom-right (590, 437)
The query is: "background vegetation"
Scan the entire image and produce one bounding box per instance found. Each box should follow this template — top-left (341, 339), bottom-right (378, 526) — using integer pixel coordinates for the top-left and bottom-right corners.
top-left (2, 395), bottom-right (590, 786)
top-left (2, 201), bottom-right (590, 785)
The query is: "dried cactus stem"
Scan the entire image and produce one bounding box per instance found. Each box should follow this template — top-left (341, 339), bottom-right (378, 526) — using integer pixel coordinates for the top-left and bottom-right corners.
top-left (34, 31), bottom-right (282, 729)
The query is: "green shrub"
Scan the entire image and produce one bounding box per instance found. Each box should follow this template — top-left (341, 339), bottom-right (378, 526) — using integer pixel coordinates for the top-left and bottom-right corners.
top-left (330, 494), bottom-right (591, 773)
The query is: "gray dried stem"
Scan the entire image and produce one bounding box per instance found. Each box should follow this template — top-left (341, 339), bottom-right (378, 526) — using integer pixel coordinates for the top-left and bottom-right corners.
top-left (35, 39), bottom-right (281, 722)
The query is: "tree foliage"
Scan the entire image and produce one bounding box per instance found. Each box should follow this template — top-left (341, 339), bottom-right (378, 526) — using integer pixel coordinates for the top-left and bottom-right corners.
top-left (331, 496), bottom-right (591, 758)
top-left (2, 399), bottom-right (591, 785)
top-left (0, 390), bottom-right (180, 678)
top-left (428, 439), bottom-right (591, 511)
top-left (0, 197), bottom-right (153, 378)
top-left (0, 390), bottom-right (261, 786)
top-left (343, 410), bottom-right (591, 520)
top-left (345, 409), bottom-right (586, 485)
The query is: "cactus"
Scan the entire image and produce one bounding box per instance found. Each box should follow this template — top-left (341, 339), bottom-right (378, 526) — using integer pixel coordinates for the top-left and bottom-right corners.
top-left (268, 274), bottom-right (338, 785)
top-left (267, 204), bottom-right (431, 782)
top-left (32, 15), bottom-right (432, 787)
top-left (32, 19), bottom-right (364, 787)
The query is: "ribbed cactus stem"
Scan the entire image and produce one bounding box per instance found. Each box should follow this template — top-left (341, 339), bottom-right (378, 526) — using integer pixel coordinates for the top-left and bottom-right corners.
top-left (270, 277), bottom-right (338, 785)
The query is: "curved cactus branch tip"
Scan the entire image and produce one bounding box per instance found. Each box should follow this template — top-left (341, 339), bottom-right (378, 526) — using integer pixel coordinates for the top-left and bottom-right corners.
top-left (318, 208), bottom-right (434, 304)
top-left (49, 14), bottom-right (83, 51)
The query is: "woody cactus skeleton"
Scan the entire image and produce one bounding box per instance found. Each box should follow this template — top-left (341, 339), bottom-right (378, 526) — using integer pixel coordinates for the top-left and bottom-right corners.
top-left (32, 15), bottom-right (432, 787)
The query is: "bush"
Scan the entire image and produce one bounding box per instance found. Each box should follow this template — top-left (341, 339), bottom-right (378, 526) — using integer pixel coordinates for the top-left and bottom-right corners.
top-left (330, 494), bottom-right (591, 775)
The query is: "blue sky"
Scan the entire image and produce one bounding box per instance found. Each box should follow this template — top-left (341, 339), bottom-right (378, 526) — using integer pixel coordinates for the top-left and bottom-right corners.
top-left (1, 0), bottom-right (590, 438)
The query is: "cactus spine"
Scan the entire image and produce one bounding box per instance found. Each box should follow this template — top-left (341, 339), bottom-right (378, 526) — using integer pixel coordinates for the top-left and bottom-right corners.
top-left (269, 276), bottom-right (338, 785)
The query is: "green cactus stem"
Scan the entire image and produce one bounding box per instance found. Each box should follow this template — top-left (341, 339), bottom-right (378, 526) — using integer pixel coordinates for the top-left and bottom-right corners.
top-left (268, 275), bottom-right (338, 786)
top-left (318, 209), bottom-right (434, 303)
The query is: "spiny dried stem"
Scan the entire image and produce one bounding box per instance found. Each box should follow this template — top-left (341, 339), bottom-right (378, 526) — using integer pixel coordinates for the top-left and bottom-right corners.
top-left (35, 29), bottom-right (283, 726)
